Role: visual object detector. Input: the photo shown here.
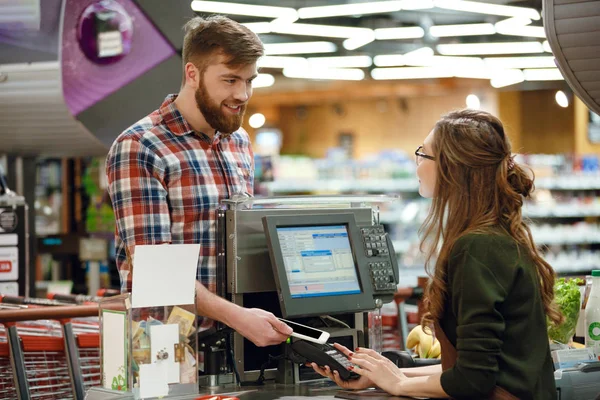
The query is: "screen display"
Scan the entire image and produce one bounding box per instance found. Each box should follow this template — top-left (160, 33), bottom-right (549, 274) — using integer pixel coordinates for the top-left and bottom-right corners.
top-left (280, 319), bottom-right (324, 339)
top-left (276, 225), bottom-right (361, 298)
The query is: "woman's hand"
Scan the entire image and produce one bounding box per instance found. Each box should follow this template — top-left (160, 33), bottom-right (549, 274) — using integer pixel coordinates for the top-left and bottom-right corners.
top-left (309, 343), bottom-right (374, 390)
top-left (347, 347), bottom-right (408, 396)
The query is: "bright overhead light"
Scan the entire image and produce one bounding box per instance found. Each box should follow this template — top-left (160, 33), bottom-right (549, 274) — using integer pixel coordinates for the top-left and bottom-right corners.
top-left (400, 0), bottom-right (434, 9)
top-left (307, 56), bottom-right (373, 68)
top-left (283, 67), bottom-right (365, 80)
top-left (543, 40), bottom-right (552, 53)
top-left (242, 22), bottom-right (272, 34)
top-left (555, 91), bottom-right (569, 108)
top-left (343, 32), bottom-right (376, 50)
top-left (191, 1), bottom-right (297, 19)
top-left (374, 26), bottom-right (425, 40)
top-left (523, 68), bottom-right (564, 81)
top-left (433, 0), bottom-right (540, 21)
top-left (371, 67), bottom-right (453, 80)
top-left (264, 41), bottom-right (337, 55)
top-left (298, 1), bottom-right (402, 19)
top-left (484, 56), bottom-right (556, 69)
top-left (437, 41), bottom-right (544, 55)
top-left (490, 69), bottom-right (525, 88)
top-left (249, 113), bottom-right (266, 129)
top-left (430, 23), bottom-right (496, 37)
top-left (253, 74), bottom-right (275, 88)
top-left (270, 22), bottom-right (373, 39)
top-left (466, 94), bottom-right (481, 109)
top-left (258, 56), bottom-right (307, 69)
top-left (405, 47), bottom-right (434, 58)
top-left (373, 54), bottom-right (404, 67)
top-left (495, 17), bottom-right (546, 38)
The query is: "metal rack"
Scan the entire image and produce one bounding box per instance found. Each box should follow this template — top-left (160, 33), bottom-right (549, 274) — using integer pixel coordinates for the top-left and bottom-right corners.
top-left (0, 303), bottom-right (99, 399)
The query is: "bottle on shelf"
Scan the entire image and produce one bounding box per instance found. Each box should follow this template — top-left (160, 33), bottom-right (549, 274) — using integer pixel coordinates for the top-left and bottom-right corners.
top-left (584, 270), bottom-right (600, 357)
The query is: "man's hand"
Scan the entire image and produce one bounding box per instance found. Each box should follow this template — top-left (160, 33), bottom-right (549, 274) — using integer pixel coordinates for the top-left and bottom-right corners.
top-left (228, 307), bottom-right (292, 347)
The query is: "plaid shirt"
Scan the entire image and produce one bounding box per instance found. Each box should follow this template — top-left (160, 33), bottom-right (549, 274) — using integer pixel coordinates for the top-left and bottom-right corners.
top-left (106, 94), bottom-right (254, 298)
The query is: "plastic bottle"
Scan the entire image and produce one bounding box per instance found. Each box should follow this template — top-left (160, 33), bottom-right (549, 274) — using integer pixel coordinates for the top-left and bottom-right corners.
top-left (584, 270), bottom-right (600, 357)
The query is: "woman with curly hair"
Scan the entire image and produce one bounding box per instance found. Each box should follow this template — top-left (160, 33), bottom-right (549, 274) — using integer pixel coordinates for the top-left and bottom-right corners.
top-left (311, 109), bottom-right (560, 399)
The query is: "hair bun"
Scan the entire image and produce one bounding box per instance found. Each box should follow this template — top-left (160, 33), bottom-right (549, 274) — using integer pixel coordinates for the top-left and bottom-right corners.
top-left (507, 164), bottom-right (534, 197)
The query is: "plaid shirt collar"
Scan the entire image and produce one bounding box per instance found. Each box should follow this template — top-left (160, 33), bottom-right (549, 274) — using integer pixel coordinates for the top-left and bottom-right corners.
top-left (160, 94), bottom-right (231, 142)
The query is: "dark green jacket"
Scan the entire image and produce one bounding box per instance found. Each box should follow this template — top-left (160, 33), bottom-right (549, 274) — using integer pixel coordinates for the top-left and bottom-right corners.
top-left (439, 231), bottom-right (557, 399)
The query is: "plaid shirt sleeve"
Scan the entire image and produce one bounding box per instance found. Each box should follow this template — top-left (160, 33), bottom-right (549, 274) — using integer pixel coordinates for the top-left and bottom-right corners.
top-left (106, 137), bottom-right (171, 291)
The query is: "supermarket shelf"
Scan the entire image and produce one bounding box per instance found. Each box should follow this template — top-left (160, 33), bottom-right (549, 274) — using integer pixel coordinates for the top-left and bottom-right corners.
top-left (265, 179), bottom-right (419, 193)
top-left (524, 204), bottom-right (600, 218)
top-left (392, 240), bottom-right (413, 254)
top-left (535, 176), bottom-right (600, 190)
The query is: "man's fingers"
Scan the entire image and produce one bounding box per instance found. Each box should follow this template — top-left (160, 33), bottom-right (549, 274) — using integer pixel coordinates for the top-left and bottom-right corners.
top-left (270, 315), bottom-right (293, 335)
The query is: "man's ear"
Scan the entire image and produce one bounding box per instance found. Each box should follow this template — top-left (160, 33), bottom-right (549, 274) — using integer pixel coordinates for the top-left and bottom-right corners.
top-left (183, 62), bottom-right (200, 89)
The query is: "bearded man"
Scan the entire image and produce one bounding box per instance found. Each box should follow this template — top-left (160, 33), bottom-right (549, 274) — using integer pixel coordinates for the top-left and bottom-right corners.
top-left (106, 15), bottom-right (291, 347)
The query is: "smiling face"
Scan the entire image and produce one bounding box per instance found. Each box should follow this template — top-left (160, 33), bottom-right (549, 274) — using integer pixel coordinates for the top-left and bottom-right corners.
top-left (194, 56), bottom-right (258, 134)
top-left (416, 130), bottom-right (437, 198)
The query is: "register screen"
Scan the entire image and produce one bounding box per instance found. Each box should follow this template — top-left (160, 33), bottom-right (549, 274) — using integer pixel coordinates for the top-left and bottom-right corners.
top-left (276, 225), bottom-right (361, 298)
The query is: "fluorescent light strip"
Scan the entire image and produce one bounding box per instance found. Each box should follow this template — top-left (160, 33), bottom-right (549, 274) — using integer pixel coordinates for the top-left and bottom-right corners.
top-left (433, 0), bottom-right (540, 21)
top-left (270, 22), bottom-right (373, 39)
top-left (430, 23), bottom-right (495, 37)
top-left (190, 0), bottom-right (297, 19)
top-left (400, 0), bottom-right (434, 10)
top-left (484, 56), bottom-right (556, 69)
top-left (373, 54), bottom-right (405, 67)
top-left (343, 34), bottom-right (376, 50)
top-left (264, 42), bottom-right (337, 55)
top-left (437, 42), bottom-right (544, 55)
top-left (243, 22), bottom-right (272, 34)
top-left (523, 68), bottom-right (564, 81)
top-left (495, 17), bottom-right (546, 38)
top-left (371, 67), bottom-right (453, 80)
top-left (283, 67), bottom-right (365, 80)
top-left (491, 70), bottom-right (525, 88)
top-left (258, 56), bottom-right (307, 69)
top-left (543, 40), bottom-right (552, 53)
top-left (298, 1), bottom-right (402, 19)
top-left (408, 55), bottom-right (485, 69)
top-left (253, 74), bottom-right (275, 88)
top-left (374, 26), bottom-right (425, 40)
top-left (405, 47), bottom-right (434, 58)
top-left (307, 56), bottom-right (373, 68)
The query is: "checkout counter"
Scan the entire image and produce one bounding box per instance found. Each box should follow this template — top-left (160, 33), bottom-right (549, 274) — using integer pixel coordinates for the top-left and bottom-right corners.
top-left (87, 195), bottom-right (405, 399)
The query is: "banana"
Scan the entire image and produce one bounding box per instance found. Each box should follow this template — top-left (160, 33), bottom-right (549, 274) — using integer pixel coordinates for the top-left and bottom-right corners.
top-left (405, 325), bottom-right (441, 359)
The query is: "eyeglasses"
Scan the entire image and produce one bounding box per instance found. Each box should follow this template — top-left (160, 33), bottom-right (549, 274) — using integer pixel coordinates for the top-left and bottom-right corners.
top-left (415, 145), bottom-right (436, 165)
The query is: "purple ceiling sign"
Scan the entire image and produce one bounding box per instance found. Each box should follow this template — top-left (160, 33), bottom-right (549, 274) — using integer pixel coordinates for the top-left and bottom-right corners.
top-left (61, 0), bottom-right (176, 116)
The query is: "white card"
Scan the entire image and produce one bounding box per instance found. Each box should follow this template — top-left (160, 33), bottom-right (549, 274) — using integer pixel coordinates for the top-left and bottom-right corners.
top-left (102, 310), bottom-right (127, 391)
top-left (0, 234), bottom-right (18, 246)
top-left (0, 282), bottom-right (18, 295)
top-left (139, 363), bottom-right (169, 399)
top-left (131, 244), bottom-right (199, 308)
top-left (150, 324), bottom-right (180, 384)
top-left (0, 246), bottom-right (18, 281)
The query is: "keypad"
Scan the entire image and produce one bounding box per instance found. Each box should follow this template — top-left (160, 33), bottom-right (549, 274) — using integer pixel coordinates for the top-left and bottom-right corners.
top-left (325, 347), bottom-right (354, 368)
top-left (360, 225), bottom-right (396, 293)
top-left (368, 261), bottom-right (396, 291)
top-left (361, 226), bottom-right (389, 257)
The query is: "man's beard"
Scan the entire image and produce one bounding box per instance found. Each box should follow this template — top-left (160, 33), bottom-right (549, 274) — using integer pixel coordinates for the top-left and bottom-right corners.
top-left (195, 80), bottom-right (246, 136)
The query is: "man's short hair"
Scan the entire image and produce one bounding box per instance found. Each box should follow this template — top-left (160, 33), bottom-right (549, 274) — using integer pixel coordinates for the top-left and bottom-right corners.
top-left (182, 15), bottom-right (264, 75)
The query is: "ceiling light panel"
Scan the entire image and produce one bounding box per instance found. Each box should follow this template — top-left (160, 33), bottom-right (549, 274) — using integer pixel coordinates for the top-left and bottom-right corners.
top-left (437, 42), bottom-right (544, 55)
top-left (258, 56), bottom-right (307, 69)
top-left (429, 23), bottom-right (495, 37)
top-left (433, 0), bottom-right (540, 21)
top-left (190, 0), bottom-right (297, 19)
top-left (283, 67), bottom-right (365, 80)
top-left (298, 1), bottom-right (402, 19)
top-left (270, 23), bottom-right (373, 39)
top-left (523, 68), bottom-right (564, 81)
top-left (400, 0), bottom-right (435, 10)
top-left (307, 56), bottom-right (373, 68)
top-left (483, 56), bottom-right (556, 69)
top-left (374, 26), bottom-right (425, 40)
top-left (264, 42), bottom-right (337, 55)
top-left (371, 67), bottom-right (453, 80)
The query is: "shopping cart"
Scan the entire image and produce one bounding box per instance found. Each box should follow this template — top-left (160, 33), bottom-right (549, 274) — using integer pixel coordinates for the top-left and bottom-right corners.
top-left (0, 304), bottom-right (98, 399)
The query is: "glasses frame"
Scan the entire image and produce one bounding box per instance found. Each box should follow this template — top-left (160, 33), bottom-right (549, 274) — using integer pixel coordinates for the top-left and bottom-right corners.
top-left (415, 145), bottom-right (436, 164)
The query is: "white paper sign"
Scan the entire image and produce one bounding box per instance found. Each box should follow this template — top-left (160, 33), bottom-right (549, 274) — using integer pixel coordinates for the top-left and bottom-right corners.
top-left (102, 310), bottom-right (127, 391)
top-left (139, 363), bottom-right (169, 398)
top-left (131, 244), bottom-right (199, 308)
top-left (0, 246), bottom-right (18, 281)
top-left (0, 234), bottom-right (18, 246)
top-left (150, 324), bottom-right (180, 384)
